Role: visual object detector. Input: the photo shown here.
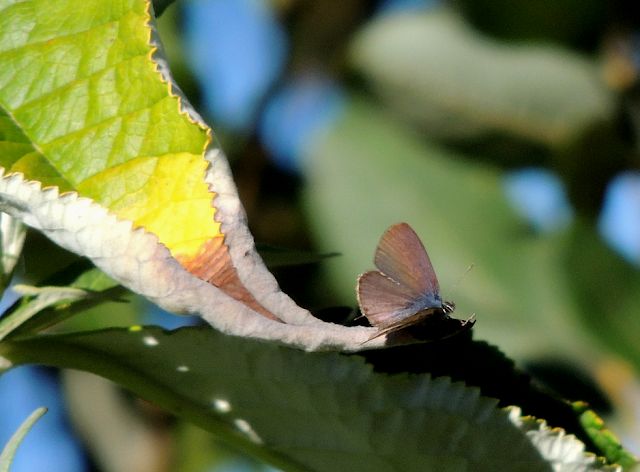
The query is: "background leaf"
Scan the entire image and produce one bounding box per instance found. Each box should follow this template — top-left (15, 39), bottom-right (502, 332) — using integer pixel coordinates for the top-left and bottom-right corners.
top-left (303, 98), bottom-right (604, 360)
top-left (349, 10), bottom-right (614, 147)
top-left (0, 407), bottom-right (47, 472)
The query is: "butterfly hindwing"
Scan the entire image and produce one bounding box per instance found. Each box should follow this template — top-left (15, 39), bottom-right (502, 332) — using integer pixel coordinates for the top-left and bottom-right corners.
top-left (357, 270), bottom-right (432, 329)
top-left (358, 283), bottom-right (443, 332)
top-left (364, 309), bottom-right (444, 340)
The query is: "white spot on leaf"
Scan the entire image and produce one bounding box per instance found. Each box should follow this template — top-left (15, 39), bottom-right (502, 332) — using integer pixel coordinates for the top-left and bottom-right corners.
top-left (213, 398), bottom-right (231, 413)
top-left (142, 336), bottom-right (158, 346)
top-left (234, 419), bottom-right (263, 444)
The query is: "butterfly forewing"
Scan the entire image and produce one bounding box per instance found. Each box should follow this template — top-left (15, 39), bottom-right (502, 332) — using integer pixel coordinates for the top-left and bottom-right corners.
top-left (374, 223), bottom-right (442, 301)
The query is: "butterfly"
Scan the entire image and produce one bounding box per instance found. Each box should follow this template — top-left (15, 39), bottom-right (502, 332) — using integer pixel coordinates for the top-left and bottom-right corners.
top-left (357, 223), bottom-right (475, 342)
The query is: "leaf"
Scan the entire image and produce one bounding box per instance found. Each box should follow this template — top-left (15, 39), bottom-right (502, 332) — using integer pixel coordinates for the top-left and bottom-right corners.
top-left (0, 169), bottom-right (388, 349)
top-left (563, 221), bottom-right (640, 373)
top-left (69, 266), bottom-right (120, 292)
top-left (0, 407), bottom-right (47, 472)
top-left (573, 402), bottom-right (640, 471)
top-left (0, 326), bottom-right (622, 472)
top-left (0, 280), bottom-right (135, 341)
top-left (0, 285), bottom-right (92, 342)
top-left (0, 0), bottom-right (215, 274)
top-left (510, 408), bottom-right (621, 472)
top-left (0, 0), bottom-right (382, 350)
top-left (349, 9), bottom-right (614, 147)
top-left (256, 243), bottom-right (339, 268)
top-left (0, 0), bottom-right (278, 319)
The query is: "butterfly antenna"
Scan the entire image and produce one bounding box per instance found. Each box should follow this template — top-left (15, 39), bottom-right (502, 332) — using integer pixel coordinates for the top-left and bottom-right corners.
top-left (446, 263), bottom-right (474, 298)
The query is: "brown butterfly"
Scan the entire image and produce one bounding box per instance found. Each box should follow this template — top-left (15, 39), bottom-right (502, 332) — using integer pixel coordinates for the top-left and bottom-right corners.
top-left (357, 223), bottom-right (475, 342)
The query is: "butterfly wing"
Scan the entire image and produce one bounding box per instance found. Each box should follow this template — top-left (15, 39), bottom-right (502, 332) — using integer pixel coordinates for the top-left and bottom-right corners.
top-left (357, 270), bottom-right (437, 329)
top-left (373, 223), bottom-right (443, 309)
top-left (364, 309), bottom-right (442, 340)
top-left (366, 312), bottom-right (475, 343)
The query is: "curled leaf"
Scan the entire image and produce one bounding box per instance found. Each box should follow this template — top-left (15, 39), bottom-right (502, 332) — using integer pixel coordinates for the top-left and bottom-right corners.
top-left (0, 0), bottom-right (381, 351)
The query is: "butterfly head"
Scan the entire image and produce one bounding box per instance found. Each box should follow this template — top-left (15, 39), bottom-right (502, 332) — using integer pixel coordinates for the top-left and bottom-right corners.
top-left (442, 301), bottom-right (455, 313)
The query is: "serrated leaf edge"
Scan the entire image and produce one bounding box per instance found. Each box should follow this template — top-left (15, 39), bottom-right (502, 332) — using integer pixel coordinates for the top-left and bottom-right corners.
top-left (0, 170), bottom-right (384, 351)
top-left (507, 407), bottom-right (622, 472)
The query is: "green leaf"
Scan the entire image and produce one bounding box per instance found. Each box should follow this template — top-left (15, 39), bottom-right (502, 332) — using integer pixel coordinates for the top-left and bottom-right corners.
top-left (256, 244), bottom-right (339, 268)
top-left (0, 285), bottom-right (90, 342)
top-left (349, 9), bottom-right (614, 147)
top-left (0, 326), bottom-right (621, 472)
top-left (70, 267), bottom-right (120, 291)
top-left (0, 0), bottom-right (216, 263)
top-left (0, 278), bottom-right (129, 342)
top-left (563, 221), bottom-right (640, 372)
top-left (0, 407), bottom-right (47, 472)
top-left (573, 402), bottom-right (640, 471)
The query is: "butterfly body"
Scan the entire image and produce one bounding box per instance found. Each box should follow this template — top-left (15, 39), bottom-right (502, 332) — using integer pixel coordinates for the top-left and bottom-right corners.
top-left (357, 223), bottom-right (474, 342)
